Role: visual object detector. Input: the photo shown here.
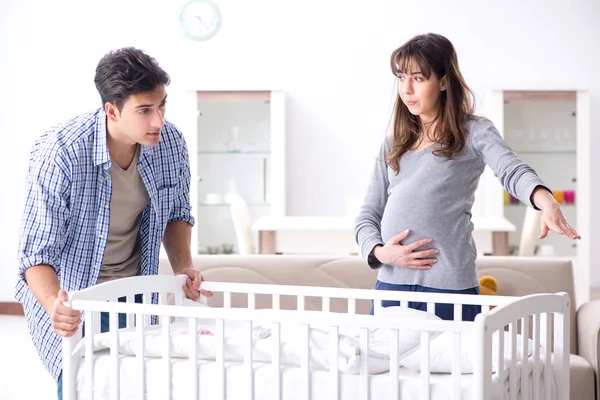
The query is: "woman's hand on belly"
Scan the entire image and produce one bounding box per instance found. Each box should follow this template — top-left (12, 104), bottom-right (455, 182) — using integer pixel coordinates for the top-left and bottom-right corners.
top-left (372, 229), bottom-right (438, 269)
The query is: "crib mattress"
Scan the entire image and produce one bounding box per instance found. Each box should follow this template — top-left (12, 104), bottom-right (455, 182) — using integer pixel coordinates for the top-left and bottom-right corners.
top-left (75, 351), bottom-right (555, 400)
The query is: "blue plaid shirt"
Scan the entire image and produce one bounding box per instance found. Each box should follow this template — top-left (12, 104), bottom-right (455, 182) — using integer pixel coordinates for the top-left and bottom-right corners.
top-left (15, 108), bottom-right (194, 381)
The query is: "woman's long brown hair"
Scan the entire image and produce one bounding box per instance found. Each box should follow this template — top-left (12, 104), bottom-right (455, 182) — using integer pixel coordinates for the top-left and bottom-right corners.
top-left (386, 33), bottom-right (475, 174)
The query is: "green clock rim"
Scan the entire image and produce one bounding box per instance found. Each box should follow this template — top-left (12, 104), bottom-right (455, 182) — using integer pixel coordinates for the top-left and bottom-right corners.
top-left (178, 0), bottom-right (222, 41)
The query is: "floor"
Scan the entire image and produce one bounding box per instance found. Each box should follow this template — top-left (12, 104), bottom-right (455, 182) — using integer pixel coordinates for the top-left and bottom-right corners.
top-left (0, 316), bottom-right (56, 400)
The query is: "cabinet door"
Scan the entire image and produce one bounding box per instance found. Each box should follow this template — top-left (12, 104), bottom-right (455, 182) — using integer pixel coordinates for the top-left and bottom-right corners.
top-left (190, 90), bottom-right (284, 254)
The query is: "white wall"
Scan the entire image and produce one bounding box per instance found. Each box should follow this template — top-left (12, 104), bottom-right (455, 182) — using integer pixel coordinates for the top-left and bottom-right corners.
top-left (1, 0), bottom-right (599, 300)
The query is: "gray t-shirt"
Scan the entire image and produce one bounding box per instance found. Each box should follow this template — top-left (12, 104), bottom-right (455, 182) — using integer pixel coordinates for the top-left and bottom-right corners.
top-left (98, 146), bottom-right (149, 284)
top-left (354, 116), bottom-right (546, 290)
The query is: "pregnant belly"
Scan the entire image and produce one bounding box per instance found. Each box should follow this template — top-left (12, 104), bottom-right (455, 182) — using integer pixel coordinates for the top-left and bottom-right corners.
top-left (380, 209), bottom-right (475, 261)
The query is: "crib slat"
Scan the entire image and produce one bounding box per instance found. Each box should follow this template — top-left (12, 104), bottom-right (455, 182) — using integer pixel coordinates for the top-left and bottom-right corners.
top-left (322, 297), bottom-right (330, 313)
top-left (451, 331), bottom-right (461, 400)
top-left (162, 315), bottom-right (172, 400)
top-left (224, 292), bottom-right (232, 308)
top-left (273, 294), bottom-right (281, 310)
top-left (85, 311), bottom-right (95, 400)
top-left (389, 330), bottom-right (399, 400)
top-left (496, 329), bottom-right (505, 389)
top-left (330, 325), bottom-right (340, 399)
top-left (553, 299), bottom-right (570, 400)
top-left (400, 300), bottom-right (409, 308)
top-left (374, 299), bottom-right (383, 315)
top-left (453, 303), bottom-right (462, 322)
top-left (301, 324), bottom-right (310, 400)
top-left (521, 317), bottom-right (529, 399)
top-left (136, 313), bottom-right (146, 400)
top-left (542, 313), bottom-right (552, 399)
top-left (110, 311), bottom-right (120, 400)
top-left (348, 298), bottom-right (356, 314)
top-left (426, 302), bottom-right (435, 314)
top-left (126, 295), bottom-right (135, 328)
top-left (93, 308), bottom-right (101, 335)
top-left (248, 293), bottom-right (256, 310)
top-left (297, 295), bottom-right (305, 311)
top-left (158, 294), bottom-right (167, 326)
top-left (244, 320), bottom-right (254, 400)
top-left (420, 331), bottom-right (430, 400)
top-left (509, 321), bottom-right (518, 400)
top-left (143, 293), bottom-right (152, 326)
top-left (189, 317), bottom-right (198, 400)
top-left (217, 319), bottom-right (225, 400)
top-left (359, 328), bottom-right (369, 400)
top-left (533, 313), bottom-right (541, 400)
top-left (273, 321), bottom-right (282, 400)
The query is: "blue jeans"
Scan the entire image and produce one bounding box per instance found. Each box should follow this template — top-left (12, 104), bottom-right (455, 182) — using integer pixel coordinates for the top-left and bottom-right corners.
top-left (57, 294), bottom-right (143, 399)
top-left (370, 280), bottom-right (481, 321)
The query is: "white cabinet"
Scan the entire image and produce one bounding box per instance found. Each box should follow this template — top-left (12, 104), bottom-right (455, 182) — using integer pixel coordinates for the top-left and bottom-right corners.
top-left (484, 89), bottom-right (592, 305)
top-left (501, 96), bottom-right (577, 257)
top-left (184, 90), bottom-right (286, 254)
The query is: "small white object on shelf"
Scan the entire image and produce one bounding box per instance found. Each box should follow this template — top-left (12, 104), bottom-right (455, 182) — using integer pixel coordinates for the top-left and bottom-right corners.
top-left (227, 126), bottom-right (241, 153)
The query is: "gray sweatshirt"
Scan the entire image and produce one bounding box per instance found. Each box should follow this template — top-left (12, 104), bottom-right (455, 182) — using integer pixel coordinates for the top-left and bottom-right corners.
top-left (354, 116), bottom-right (547, 290)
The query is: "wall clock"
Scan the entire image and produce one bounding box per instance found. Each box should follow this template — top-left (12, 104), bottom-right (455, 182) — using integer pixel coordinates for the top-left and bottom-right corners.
top-left (179, 0), bottom-right (222, 41)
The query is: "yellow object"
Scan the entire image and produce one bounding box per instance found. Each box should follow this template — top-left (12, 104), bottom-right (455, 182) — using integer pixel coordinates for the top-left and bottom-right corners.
top-left (479, 275), bottom-right (497, 296)
top-left (553, 191), bottom-right (564, 204)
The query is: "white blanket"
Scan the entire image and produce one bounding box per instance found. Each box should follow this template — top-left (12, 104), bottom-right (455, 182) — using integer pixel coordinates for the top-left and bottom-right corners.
top-left (92, 315), bottom-right (394, 374)
top-left (91, 307), bottom-right (538, 377)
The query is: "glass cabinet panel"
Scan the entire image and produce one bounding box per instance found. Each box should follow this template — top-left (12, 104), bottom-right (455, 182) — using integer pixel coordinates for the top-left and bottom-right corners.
top-left (191, 90), bottom-right (284, 254)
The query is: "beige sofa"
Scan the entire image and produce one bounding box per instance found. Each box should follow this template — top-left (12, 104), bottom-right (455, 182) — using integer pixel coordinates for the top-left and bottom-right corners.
top-left (159, 255), bottom-right (599, 400)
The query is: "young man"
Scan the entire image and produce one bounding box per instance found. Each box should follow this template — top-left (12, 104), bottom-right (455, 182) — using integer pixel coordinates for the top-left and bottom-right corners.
top-left (15, 47), bottom-right (210, 399)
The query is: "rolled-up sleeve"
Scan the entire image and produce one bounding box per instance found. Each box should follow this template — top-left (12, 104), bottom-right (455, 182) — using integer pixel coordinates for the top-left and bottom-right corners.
top-left (18, 152), bottom-right (71, 280)
top-left (168, 134), bottom-right (195, 226)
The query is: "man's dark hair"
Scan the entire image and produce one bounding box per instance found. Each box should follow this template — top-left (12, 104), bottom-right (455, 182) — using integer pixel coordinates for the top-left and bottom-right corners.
top-left (94, 47), bottom-right (170, 111)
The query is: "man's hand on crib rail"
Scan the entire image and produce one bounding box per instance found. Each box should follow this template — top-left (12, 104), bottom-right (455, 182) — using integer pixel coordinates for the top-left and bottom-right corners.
top-left (51, 289), bottom-right (82, 337)
top-left (178, 268), bottom-right (213, 301)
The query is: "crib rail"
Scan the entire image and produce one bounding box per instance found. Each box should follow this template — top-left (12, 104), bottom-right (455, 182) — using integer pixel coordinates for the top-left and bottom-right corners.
top-left (473, 292), bottom-right (570, 400)
top-left (199, 280), bottom-right (516, 311)
top-left (62, 276), bottom-right (569, 400)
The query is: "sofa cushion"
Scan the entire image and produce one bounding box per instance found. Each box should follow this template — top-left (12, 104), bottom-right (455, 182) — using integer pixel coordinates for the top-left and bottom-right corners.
top-left (570, 354), bottom-right (595, 400)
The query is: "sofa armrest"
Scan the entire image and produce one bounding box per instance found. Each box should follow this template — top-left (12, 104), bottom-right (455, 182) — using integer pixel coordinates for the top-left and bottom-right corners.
top-left (577, 300), bottom-right (600, 399)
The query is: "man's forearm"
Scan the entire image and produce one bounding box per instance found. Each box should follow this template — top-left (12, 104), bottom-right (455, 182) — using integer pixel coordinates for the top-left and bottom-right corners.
top-left (24, 265), bottom-right (60, 314)
top-left (162, 219), bottom-right (193, 273)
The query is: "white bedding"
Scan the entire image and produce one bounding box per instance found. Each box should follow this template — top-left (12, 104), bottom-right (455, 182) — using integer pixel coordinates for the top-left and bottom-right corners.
top-left (83, 306), bottom-right (556, 399)
top-left (76, 351), bottom-right (556, 400)
top-left (92, 310), bottom-right (536, 376)
top-left (92, 306), bottom-right (445, 375)
top-left (92, 316), bottom-right (392, 374)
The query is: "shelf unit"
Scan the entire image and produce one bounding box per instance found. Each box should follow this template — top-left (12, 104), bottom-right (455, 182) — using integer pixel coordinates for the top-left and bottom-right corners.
top-left (501, 95), bottom-right (577, 257)
top-left (482, 88), bottom-right (591, 305)
top-left (183, 90), bottom-right (286, 254)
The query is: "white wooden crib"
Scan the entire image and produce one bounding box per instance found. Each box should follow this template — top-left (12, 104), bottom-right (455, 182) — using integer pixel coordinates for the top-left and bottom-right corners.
top-left (61, 275), bottom-right (570, 400)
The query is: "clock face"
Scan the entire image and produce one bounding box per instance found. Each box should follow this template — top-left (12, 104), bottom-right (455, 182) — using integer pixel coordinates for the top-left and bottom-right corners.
top-left (179, 0), bottom-right (222, 41)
